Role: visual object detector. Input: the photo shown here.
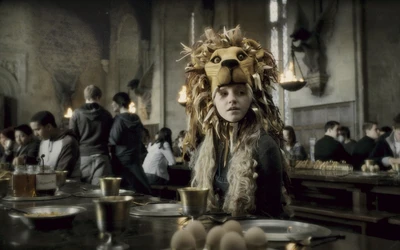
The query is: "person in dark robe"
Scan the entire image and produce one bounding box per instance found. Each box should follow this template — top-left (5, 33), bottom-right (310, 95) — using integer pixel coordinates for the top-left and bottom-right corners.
top-left (109, 92), bottom-right (151, 195)
top-left (352, 122), bottom-right (379, 170)
top-left (12, 124), bottom-right (40, 166)
top-left (315, 121), bottom-right (351, 163)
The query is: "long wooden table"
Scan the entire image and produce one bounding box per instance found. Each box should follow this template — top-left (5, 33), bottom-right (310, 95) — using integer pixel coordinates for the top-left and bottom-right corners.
top-left (288, 169), bottom-right (400, 236)
top-left (0, 181), bottom-right (399, 250)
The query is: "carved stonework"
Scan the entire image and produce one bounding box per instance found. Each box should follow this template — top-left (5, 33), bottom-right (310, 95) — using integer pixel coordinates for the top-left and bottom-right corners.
top-left (0, 50), bottom-right (27, 93)
top-left (306, 72), bottom-right (329, 97)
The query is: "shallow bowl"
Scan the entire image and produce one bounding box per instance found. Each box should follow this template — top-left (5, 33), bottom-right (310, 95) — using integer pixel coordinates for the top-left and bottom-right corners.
top-left (279, 81), bottom-right (307, 91)
top-left (9, 205), bottom-right (86, 230)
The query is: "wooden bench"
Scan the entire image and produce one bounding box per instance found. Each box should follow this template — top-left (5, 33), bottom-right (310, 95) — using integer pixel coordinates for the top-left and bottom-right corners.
top-left (290, 202), bottom-right (394, 234)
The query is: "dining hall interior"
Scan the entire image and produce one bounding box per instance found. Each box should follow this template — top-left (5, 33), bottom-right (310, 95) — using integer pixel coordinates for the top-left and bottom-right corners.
top-left (0, 0), bottom-right (400, 249)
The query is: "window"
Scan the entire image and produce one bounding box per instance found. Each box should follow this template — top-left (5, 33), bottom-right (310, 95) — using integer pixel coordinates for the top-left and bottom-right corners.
top-left (268, 0), bottom-right (290, 124)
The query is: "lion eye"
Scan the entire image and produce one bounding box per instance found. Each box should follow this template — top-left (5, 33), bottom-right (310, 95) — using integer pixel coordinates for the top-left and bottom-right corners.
top-left (237, 53), bottom-right (247, 61)
top-left (211, 56), bottom-right (221, 64)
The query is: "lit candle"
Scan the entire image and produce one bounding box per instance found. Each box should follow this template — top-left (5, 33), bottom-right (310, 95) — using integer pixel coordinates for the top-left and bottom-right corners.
top-left (64, 108), bottom-right (73, 118)
top-left (178, 85), bottom-right (187, 104)
top-left (129, 102), bottom-right (136, 113)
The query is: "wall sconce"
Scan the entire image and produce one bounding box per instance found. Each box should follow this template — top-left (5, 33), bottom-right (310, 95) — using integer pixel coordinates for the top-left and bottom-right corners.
top-left (177, 85), bottom-right (187, 107)
top-left (129, 101), bottom-right (136, 113)
top-left (64, 107), bottom-right (73, 118)
top-left (279, 48), bottom-right (307, 92)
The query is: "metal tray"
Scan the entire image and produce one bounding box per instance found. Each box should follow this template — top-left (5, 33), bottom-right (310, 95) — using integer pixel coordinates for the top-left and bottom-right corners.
top-left (72, 189), bottom-right (138, 198)
top-left (239, 219), bottom-right (331, 241)
top-left (8, 205), bottom-right (86, 230)
top-left (2, 191), bottom-right (70, 202)
top-left (130, 203), bottom-right (182, 217)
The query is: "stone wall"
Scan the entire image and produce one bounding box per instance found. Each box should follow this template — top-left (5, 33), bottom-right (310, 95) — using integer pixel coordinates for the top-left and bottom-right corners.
top-left (0, 0), bottom-right (106, 128)
top-left (364, 0), bottom-right (400, 126)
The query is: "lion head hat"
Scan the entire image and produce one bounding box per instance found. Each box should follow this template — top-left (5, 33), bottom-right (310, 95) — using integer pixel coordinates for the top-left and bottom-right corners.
top-left (180, 25), bottom-right (285, 215)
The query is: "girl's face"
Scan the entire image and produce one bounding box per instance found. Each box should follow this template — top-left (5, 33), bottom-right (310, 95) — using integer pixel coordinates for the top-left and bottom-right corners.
top-left (0, 134), bottom-right (7, 148)
top-left (111, 101), bottom-right (120, 114)
top-left (213, 84), bottom-right (252, 123)
top-left (15, 131), bottom-right (31, 146)
top-left (283, 130), bottom-right (291, 144)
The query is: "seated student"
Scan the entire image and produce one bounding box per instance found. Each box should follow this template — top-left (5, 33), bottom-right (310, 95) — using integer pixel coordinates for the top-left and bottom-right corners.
top-left (315, 121), bottom-right (351, 163)
top-left (30, 111), bottom-right (80, 178)
top-left (0, 127), bottom-right (17, 164)
top-left (352, 122), bottom-right (379, 170)
top-left (283, 126), bottom-right (307, 162)
top-left (172, 130), bottom-right (186, 159)
top-left (338, 126), bottom-right (357, 155)
top-left (369, 114), bottom-right (400, 170)
top-left (12, 124), bottom-right (40, 166)
top-left (143, 127), bottom-right (176, 185)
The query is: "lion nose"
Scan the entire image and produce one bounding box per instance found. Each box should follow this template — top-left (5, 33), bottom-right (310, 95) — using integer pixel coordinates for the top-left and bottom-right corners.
top-left (221, 59), bottom-right (239, 69)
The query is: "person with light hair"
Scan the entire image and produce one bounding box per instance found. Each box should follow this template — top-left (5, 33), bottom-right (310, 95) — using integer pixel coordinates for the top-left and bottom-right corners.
top-left (182, 26), bottom-right (289, 218)
top-left (69, 85), bottom-right (113, 185)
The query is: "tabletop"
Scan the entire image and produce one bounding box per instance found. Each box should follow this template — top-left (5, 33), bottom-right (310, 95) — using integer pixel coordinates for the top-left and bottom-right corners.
top-left (0, 181), bottom-right (399, 250)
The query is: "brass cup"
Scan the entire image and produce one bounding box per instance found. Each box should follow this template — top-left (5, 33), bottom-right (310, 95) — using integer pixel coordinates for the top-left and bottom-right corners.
top-left (178, 187), bottom-right (209, 219)
top-left (99, 177), bottom-right (121, 196)
top-left (392, 163), bottom-right (400, 172)
top-left (365, 159), bottom-right (374, 167)
top-left (55, 171), bottom-right (68, 188)
top-left (0, 178), bottom-right (10, 198)
top-left (93, 196), bottom-right (133, 234)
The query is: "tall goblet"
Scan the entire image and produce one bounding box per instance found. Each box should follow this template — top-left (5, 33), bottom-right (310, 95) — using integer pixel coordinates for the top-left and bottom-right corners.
top-left (178, 187), bottom-right (209, 220)
top-left (93, 196), bottom-right (133, 250)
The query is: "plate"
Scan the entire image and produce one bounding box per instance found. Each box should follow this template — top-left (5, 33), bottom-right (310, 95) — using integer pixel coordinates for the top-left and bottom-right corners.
top-left (9, 205), bottom-right (86, 230)
top-left (130, 203), bottom-right (182, 217)
top-left (239, 219), bottom-right (331, 241)
top-left (73, 189), bottom-right (138, 198)
top-left (2, 191), bottom-right (70, 201)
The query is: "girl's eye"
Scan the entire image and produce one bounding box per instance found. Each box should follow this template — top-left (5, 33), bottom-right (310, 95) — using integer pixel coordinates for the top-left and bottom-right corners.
top-left (211, 56), bottom-right (221, 63)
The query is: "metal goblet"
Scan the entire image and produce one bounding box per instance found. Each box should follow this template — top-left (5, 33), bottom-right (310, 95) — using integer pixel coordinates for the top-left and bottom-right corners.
top-left (93, 196), bottom-right (133, 250)
top-left (178, 187), bottom-right (209, 220)
top-left (99, 177), bottom-right (122, 196)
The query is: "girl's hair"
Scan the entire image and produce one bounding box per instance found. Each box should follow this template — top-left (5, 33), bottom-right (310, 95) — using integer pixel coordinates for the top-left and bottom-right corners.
top-left (14, 124), bottom-right (34, 136)
top-left (0, 127), bottom-right (15, 141)
top-left (112, 92), bottom-right (131, 108)
top-left (283, 126), bottom-right (296, 146)
top-left (155, 127), bottom-right (173, 149)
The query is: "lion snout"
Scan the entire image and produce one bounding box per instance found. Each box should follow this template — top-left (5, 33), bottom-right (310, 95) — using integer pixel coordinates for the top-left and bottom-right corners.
top-left (221, 59), bottom-right (239, 69)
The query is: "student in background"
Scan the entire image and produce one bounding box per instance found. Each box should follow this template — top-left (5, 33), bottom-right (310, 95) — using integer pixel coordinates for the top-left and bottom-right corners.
top-left (143, 127), bottom-right (176, 185)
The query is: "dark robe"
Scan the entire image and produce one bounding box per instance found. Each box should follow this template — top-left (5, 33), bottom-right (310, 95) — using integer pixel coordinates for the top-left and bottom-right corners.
top-left (109, 113), bottom-right (151, 194)
top-left (315, 135), bottom-right (352, 163)
top-left (15, 139), bottom-right (40, 165)
top-left (352, 136), bottom-right (376, 170)
top-left (213, 131), bottom-right (284, 218)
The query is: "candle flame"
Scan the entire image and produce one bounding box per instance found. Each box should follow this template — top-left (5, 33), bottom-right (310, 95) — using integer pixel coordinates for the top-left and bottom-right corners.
top-left (280, 62), bottom-right (304, 83)
top-left (129, 101), bottom-right (136, 113)
top-left (64, 108), bottom-right (73, 118)
top-left (178, 85), bottom-right (187, 104)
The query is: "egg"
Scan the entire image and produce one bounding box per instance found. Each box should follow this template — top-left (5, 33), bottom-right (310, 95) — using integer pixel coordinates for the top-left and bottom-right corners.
top-left (205, 226), bottom-right (226, 250)
top-left (185, 220), bottom-right (206, 250)
top-left (244, 226), bottom-right (268, 250)
top-left (361, 164), bottom-right (367, 172)
top-left (373, 165), bottom-right (380, 172)
top-left (220, 231), bottom-right (247, 250)
top-left (222, 220), bottom-right (243, 235)
top-left (170, 230), bottom-right (196, 250)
